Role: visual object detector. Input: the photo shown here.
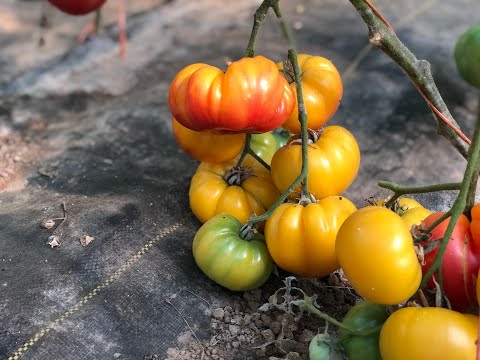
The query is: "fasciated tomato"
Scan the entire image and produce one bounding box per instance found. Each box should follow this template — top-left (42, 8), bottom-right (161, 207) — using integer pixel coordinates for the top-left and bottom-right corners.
top-left (189, 156), bottom-right (279, 230)
top-left (277, 54), bottom-right (342, 133)
top-left (48, 0), bottom-right (107, 15)
top-left (336, 206), bottom-right (421, 304)
top-left (192, 214), bottom-right (273, 291)
top-left (420, 212), bottom-right (480, 312)
top-left (265, 196), bottom-right (356, 278)
top-left (172, 117), bottom-right (245, 163)
top-left (379, 307), bottom-right (478, 360)
top-left (169, 56), bottom-right (295, 134)
top-left (339, 301), bottom-right (389, 360)
top-left (270, 126), bottom-right (360, 200)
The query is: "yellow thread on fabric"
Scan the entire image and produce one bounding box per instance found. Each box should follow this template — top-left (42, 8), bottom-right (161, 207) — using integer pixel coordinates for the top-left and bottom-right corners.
top-left (7, 221), bottom-right (184, 360)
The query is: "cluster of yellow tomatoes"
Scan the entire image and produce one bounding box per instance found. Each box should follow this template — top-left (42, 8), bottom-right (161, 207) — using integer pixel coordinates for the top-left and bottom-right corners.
top-left (168, 54), bottom-right (480, 359)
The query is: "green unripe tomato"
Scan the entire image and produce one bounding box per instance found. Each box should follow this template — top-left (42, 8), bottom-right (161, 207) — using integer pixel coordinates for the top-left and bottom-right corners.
top-left (309, 334), bottom-right (344, 360)
top-left (251, 132), bottom-right (278, 165)
top-left (455, 25), bottom-right (480, 88)
top-left (339, 301), bottom-right (389, 360)
top-left (192, 214), bottom-right (273, 291)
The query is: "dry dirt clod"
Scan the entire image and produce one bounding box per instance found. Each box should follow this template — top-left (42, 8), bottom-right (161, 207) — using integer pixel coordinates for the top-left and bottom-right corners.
top-left (46, 235), bottom-right (60, 248)
top-left (80, 235), bottom-right (94, 247)
top-left (41, 219), bottom-right (56, 229)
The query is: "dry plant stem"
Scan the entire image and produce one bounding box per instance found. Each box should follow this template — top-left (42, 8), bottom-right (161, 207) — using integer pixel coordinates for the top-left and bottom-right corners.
top-left (348, 0), bottom-right (470, 159)
top-left (421, 115), bottom-right (480, 289)
top-left (94, 9), bottom-right (102, 34)
top-left (247, 49), bottom-right (309, 225)
top-left (378, 181), bottom-right (462, 209)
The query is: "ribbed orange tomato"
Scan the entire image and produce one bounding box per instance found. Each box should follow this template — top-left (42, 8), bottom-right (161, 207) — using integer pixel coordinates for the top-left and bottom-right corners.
top-left (169, 56), bottom-right (295, 134)
top-left (270, 126), bottom-right (360, 200)
top-left (277, 54), bottom-right (342, 134)
top-left (265, 196), bottom-right (356, 277)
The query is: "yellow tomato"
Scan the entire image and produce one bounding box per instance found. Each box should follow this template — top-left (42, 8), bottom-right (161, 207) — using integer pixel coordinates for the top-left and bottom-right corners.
top-left (271, 126), bottom-right (360, 200)
top-left (336, 206), bottom-right (422, 304)
top-left (189, 156), bottom-right (279, 230)
top-left (265, 196), bottom-right (356, 278)
top-left (277, 54), bottom-right (342, 134)
top-left (380, 307), bottom-right (478, 360)
top-left (401, 206), bottom-right (432, 231)
top-left (172, 117), bottom-right (245, 163)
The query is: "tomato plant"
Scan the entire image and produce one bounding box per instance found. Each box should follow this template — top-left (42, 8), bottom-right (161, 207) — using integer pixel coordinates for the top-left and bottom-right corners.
top-left (189, 156), bottom-right (279, 230)
top-left (265, 196), bottom-right (356, 278)
top-left (172, 117), bottom-right (246, 164)
top-left (420, 212), bottom-right (480, 311)
top-left (169, 56), bottom-right (295, 134)
top-left (271, 126), bottom-right (360, 200)
top-left (339, 301), bottom-right (389, 360)
top-left (455, 25), bottom-right (480, 88)
top-left (336, 206), bottom-right (422, 304)
top-left (192, 214), bottom-right (273, 291)
top-left (277, 54), bottom-right (343, 134)
top-left (48, 0), bottom-right (107, 15)
top-left (379, 307), bottom-right (478, 360)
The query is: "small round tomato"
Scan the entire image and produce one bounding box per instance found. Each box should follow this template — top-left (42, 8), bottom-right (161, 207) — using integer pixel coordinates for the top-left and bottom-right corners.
top-left (379, 307), bottom-right (478, 360)
top-left (189, 156), bottom-right (279, 230)
top-left (172, 117), bottom-right (245, 163)
top-left (277, 54), bottom-right (342, 134)
top-left (251, 132), bottom-right (278, 165)
top-left (192, 214), bottom-right (273, 291)
top-left (265, 196), bottom-right (356, 278)
top-left (420, 212), bottom-right (480, 312)
top-left (455, 25), bottom-right (480, 88)
top-left (169, 56), bottom-right (295, 134)
top-left (271, 126), bottom-right (360, 200)
top-left (336, 206), bottom-right (422, 304)
top-left (309, 334), bottom-right (343, 360)
top-left (48, 0), bottom-right (107, 15)
top-left (339, 301), bottom-right (389, 360)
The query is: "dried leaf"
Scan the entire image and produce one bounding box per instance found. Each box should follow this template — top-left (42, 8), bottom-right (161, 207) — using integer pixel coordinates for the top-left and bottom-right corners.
top-left (47, 235), bottom-right (60, 248)
top-left (42, 219), bottom-right (56, 229)
top-left (80, 235), bottom-right (94, 247)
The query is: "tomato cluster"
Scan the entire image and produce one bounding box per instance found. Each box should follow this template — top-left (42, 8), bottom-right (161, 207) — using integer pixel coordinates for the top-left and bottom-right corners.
top-left (169, 53), bottom-right (480, 360)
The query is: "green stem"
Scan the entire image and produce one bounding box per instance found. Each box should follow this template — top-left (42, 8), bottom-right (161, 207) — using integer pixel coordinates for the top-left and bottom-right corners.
top-left (348, 0), bottom-right (469, 158)
top-left (418, 210), bottom-right (452, 242)
top-left (236, 134), bottom-right (251, 167)
top-left (270, 1), bottom-right (296, 50)
top-left (248, 49), bottom-right (309, 225)
top-left (465, 93), bottom-right (480, 216)
top-left (378, 181), bottom-right (462, 209)
top-left (247, 148), bottom-right (271, 171)
top-left (245, 0), bottom-right (277, 58)
top-left (421, 114), bottom-right (480, 289)
top-left (296, 298), bottom-right (382, 337)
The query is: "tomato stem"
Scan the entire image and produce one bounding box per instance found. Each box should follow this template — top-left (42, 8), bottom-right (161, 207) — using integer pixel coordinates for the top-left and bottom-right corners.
top-left (235, 134), bottom-right (252, 167)
top-left (246, 49), bottom-right (309, 225)
top-left (348, 0), bottom-right (470, 158)
top-left (378, 181), bottom-right (462, 210)
top-left (245, 0), bottom-right (295, 58)
top-left (296, 297), bottom-right (383, 337)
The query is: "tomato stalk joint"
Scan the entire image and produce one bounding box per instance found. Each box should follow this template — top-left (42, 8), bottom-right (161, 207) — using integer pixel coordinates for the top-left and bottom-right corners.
top-left (224, 166), bottom-right (253, 186)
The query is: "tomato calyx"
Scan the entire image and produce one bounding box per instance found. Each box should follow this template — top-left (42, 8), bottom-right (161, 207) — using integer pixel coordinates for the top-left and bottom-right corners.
top-left (238, 222), bottom-right (256, 241)
top-left (289, 128), bottom-right (323, 147)
top-left (279, 59), bottom-right (295, 83)
top-left (224, 166), bottom-right (254, 186)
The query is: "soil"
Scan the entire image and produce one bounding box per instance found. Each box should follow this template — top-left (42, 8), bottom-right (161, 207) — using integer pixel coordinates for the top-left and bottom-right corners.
top-left (163, 274), bottom-right (359, 360)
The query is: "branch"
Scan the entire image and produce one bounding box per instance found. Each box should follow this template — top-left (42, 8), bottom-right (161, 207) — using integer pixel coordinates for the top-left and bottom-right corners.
top-left (348, 0), bottom-right (470, 158)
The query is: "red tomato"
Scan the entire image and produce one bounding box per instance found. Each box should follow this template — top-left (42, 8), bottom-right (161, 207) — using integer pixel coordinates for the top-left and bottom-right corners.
top-left (420, 212), bottom-right (480, 312)
top-left (48, 0), bottom-right (107, 15)
top-left (168, 56), bottom-right (295, 134)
